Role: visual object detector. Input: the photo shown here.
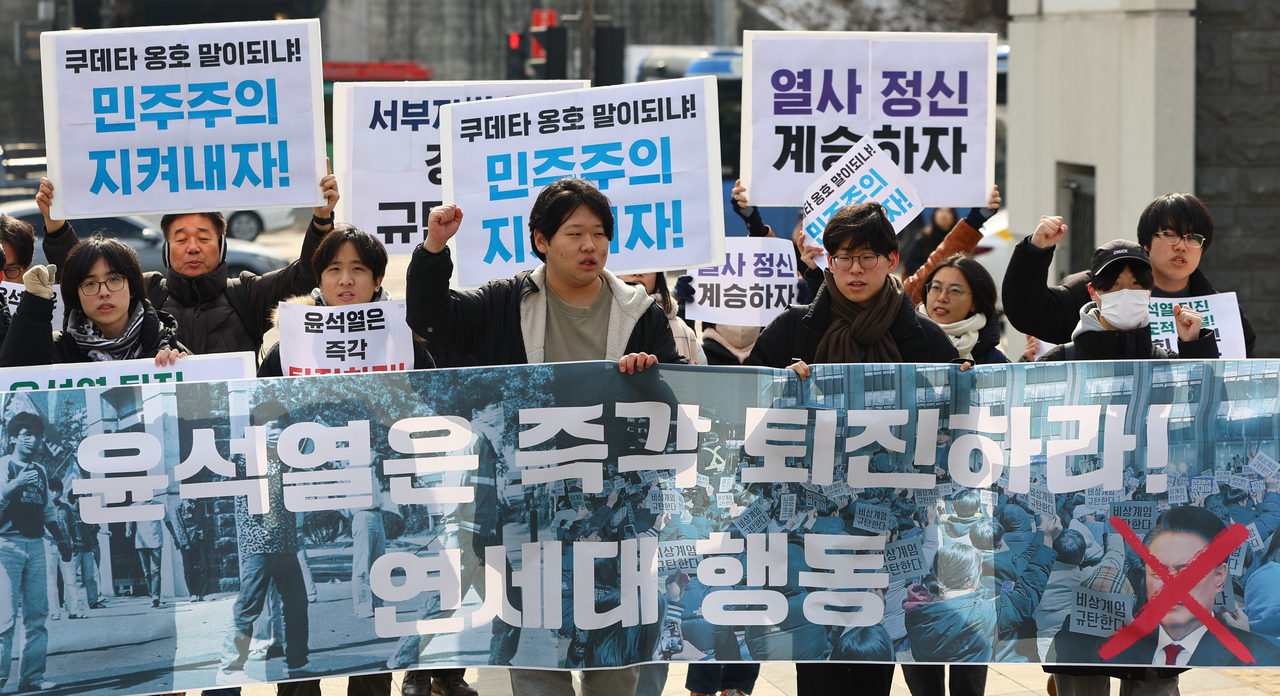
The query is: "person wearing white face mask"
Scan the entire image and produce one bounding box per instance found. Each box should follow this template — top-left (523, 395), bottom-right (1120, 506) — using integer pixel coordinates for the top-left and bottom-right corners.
top-left (1037, 240), bottom-right (1217, 361)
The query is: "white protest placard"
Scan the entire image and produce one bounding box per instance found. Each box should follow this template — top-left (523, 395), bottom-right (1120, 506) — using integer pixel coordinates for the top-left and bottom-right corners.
top-left (1085, 486), bottom-right (1123, 508)
top-left (1250, 452), bottom-right (1280, 480)
top-left (442, 76), bottom-right (724, 287)
top-left (1247, 522), bottom-right (1266, 552)
top-left (853, 503), bottom-right (893, 533)
top-left (1069, 588), bottom-right (1132, 638)
top-left (732, 501), bottom-right (770, 535)
top-left (1229, 544), bottom-right (1247, 576)
top-left (1230, 475), bottom-right (1253, 492)
top-left (276, 300), bottom-right (416, 376)
top-left (741, 30), bottom-right (995, 208)
top-left (779, 493), bottom-right (797, 521)
top-left (716, 492), bottom-right (735, 509)
top-left (799, 135), bottom-right (922, 255)
top-left (1147, 293), bottom-right (1247, 359)
top-left (685, 237), bottom-right (800, 325)
top-left (41, 20), bottom-right (326, 218)
top-left (884, 536), bottom-right (927, 582)
top-left (0, 352), bottom-right (253, 392)
top-left (0, 282), bottom-right (63, 318)
top-left (656, 540), bottom-right (699, 573)
top-left (695, 473), bottom-right (710, 488)
top-left (936, 482), bottom-right (955, 498)
top-left (1110, 501), bottom-right (1157, 535)
top-left (718, 475), bottom-right (737, 493)
top-left (979, 489), bottom-right (997, 511)
top-left (332, 80), bottom-right (589, 255)
top-left (913, 488), bottom-right (939, 508)
top-left (1028, 485), bottom-right (1056, 518)
top-left (1190, 476), bottom-right (1217, 497)
top-left (1216, 469), bottom-right (1232, 485)
top-left (1167, 485), bottom-right (1189, 504)
top-left (1251, 479), bottom-right (1267, 497)
top-left (647, 489), bottom-right (682, 514)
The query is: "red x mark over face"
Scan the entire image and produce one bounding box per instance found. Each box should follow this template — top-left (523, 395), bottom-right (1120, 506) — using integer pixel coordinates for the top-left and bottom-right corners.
top-left (1100, 517), bottom-right (1253, 663)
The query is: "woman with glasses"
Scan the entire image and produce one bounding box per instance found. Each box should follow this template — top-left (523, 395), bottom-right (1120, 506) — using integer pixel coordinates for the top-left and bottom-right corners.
top-left (917, 254), bottom-right (1008, 365)
top-left (0, 236), bottom-right (186, 366)
top-left (1002, 193), bottom-right (1257, 356)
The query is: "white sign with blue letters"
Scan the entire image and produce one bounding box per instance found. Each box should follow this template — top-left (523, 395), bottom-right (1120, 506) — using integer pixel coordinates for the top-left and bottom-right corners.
top-left (41, 19), bottom-right (326, 219)
top-left (441, 76), bottom-right (725, 288)
top-left (332, 80), bottom-right (589, 256)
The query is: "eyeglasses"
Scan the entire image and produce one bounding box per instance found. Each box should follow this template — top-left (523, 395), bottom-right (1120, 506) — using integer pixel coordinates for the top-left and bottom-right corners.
top-left (2, 266), bottom-right (21, 280)
top-left (1154, 229), bottom-right (1206, 248)
top-left (78, 276), bottom-right (126, 296)
top-left (925, 282), bottom-right (972, 300)
top-left (830, 253), bottom-right (883, 271)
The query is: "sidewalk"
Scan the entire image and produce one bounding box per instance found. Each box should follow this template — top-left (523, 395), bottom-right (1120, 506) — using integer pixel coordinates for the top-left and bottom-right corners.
top-left (227, 664), bottom-right (1280, 696)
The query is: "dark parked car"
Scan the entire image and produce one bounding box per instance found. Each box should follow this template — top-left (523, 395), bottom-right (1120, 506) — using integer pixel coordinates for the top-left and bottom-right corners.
top-left (0, 201), bottom-right (292, 276)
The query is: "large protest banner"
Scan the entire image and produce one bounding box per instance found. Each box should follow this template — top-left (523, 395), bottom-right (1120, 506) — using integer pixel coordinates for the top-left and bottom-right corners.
top-left (331, 80), bottom-right (589, 255)
top-left (0, 352), bottom-right (253, 392)
top-left (741, 30), bottom-right (996, 208)
top-left (40, 19), bottom-right (327, 218)
top-left (11, 359), bottom-right (1280, 695)
top-left (441, 76), bottom-right (725, 287)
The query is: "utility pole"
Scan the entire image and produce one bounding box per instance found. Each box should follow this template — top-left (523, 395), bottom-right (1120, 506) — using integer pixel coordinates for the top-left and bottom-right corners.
top-left (578, 0), bottom-right (594, 82)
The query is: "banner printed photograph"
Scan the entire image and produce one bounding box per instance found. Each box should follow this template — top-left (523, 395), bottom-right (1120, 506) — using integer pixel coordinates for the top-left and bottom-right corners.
top-left (332, 80), bottom-right (589, 256)
top-left (441, 76), bottom-right (725, 287)
top-left (41, 19), bottom-right (327, 218)
top-left (741, 30), bottom-right (995, 208)
top-left (9, 359), bottom-right (1280, 696)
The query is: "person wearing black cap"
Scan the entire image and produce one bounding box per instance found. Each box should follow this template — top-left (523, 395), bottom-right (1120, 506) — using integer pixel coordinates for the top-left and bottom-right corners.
top-left (1037, 240), bottom-right (1218, 361)
top-left (1003, 194), bottom-right (1256, 356)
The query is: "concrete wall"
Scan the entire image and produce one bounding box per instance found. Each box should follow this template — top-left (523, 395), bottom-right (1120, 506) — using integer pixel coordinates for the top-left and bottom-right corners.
top-left (1194, 0), bottom-right (1280, 357)
top-left (1006, 0), bottom-right (1196, 280)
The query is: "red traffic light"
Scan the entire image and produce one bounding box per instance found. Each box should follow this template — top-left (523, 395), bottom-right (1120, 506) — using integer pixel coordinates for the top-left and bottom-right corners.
top-left (508, 31), bottom-right (521, 50)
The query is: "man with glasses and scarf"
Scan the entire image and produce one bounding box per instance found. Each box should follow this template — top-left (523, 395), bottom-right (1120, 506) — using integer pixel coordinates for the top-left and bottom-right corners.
top-left (1002, 193), bottom-right (1257, 356)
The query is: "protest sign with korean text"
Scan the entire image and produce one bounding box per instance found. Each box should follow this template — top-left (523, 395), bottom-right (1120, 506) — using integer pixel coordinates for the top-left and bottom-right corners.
top-left (276, 300), bottom-right (415, 375)
top-left (685, 236), bottom-right (799, 326)
top-left (332, 80), bottom-right (589, 255)
top-left (1148, 293), bottom-right (1246, 359)
top-left (0, 281), bottom-right (63, 319)
top-left (741, 30), bottom-right (995, 207)
top-left (800, 134), bottom-right (922, 254)
top-left (0, 352), bottom-right (252, 393)
top-left (41, 19), bottom-right (326, 218)
top-left (441, 77), bottom-right (724, 287)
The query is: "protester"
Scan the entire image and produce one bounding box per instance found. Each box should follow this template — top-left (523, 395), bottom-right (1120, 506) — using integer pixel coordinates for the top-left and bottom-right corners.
top-left (918, 254), bottom-right (1008, 364)
top-left (258, 226), bottom-right (435, 376)
top-left (904, 515), bottom-right (1060, 664)
top-left (47, 478), bottom-right (87, 620)
top-left (0, 214), bottom-right (32, 280)
top-left (404, 177), bottom-right (682, 696)
top-left (901, 207), bottom-right (958, 277)
top-left (35, 175), bottom-right (337, 357)
top-left (0, 410), bottom-right (65, 692)
top-left (1003, 194), bottom-right (1256, 356)
top-left (217, 401), bottom-right (314, 686)
top-left (743, 200), bottom-right (956, 696)
top-left (702, 324), bottom-right (760, 366)
top-left (1036, 240), bottom-right (1217, 361)
top-left (617, 271), bottom-right (702, 364)
top-left (125, 513), bottom-right (165, 608)
top-left (0, 237), bottom-right (186, 367)
top-left (166, 496), bottom-right (214, 602)
top-left (898, 188), bottom-right (1001, 304)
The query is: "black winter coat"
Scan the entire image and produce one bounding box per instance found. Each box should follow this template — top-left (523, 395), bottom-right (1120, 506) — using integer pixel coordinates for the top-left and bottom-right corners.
top-left (1002, 236), bottom-right (1256, 356)
top-left (44, 220), bottom-right (326, 355)
top-left (747, 283), bottom-right (959, 368)
top-left (0, 293), bottom-right (186, 366)
top-left (905, 542), bottom-right (1056, 662)
top-left (1039, 324), bottom-right (1219, 362)
top-left (405, 244), bottom-right (684, 367)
